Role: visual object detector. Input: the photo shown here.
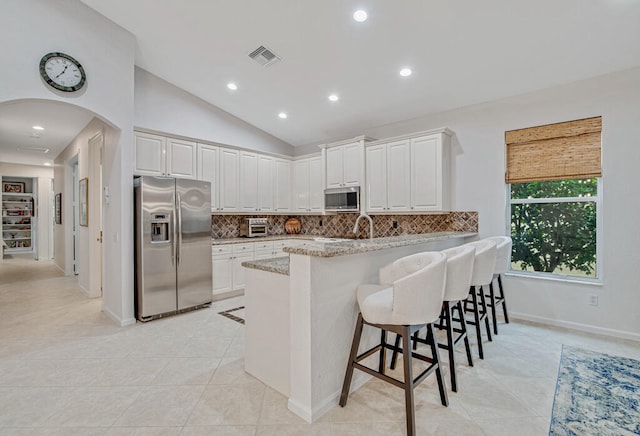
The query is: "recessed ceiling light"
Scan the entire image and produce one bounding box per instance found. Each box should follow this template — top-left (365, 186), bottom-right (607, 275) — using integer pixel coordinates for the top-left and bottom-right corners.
top-left (278, 112), bottom-right (288, 119)
top-left (328, 94), bottom-right (339, 102)
top-left (32, 125), bottom-right (44, 130)
top-left (399, 68), bottom-right (412, 77)
top-left (353, 10), bottom-right (368, 22)
top-left (227, 82), bottom-right (238, 90)
top-left (43, 162), bottom-right (52, 166)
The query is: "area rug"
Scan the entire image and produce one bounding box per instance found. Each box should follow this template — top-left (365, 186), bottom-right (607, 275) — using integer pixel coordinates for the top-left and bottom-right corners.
top-left (218, 306), bottom-right (245, 324)
top-left (549, 345), bottom-right (640, 435)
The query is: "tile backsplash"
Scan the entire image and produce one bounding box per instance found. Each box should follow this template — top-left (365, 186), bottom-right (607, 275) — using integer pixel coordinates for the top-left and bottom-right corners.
top-left (211, 212), bottom-right (478, 239)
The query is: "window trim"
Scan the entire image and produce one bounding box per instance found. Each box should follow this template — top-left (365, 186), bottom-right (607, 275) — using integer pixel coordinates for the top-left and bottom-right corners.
top-left (506, 178), bottom-right (603, 284)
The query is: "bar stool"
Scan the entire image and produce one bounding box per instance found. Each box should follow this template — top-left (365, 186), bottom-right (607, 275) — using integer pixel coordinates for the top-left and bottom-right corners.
top-left (463, 240), bottom-right (497, 360)
top-left (436, 244), bottom-right (476, 392)
top-left (339, 252), bottom-right (448, 436)
top-left (485, 236), bottom-right (512, 335)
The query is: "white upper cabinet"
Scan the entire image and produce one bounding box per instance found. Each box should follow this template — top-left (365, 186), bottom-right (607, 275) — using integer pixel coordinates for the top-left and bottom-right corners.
top-left (197, 144), bottom-right (219, 211)
top-left (365, 129), bottom-right (452, 213)
top-left (325, 141), bottom-right (363, 188)
top-left (134, 132), bottom-right (166, 176)
top-left (274, 159), bottom-right (291, 212)
top-left (134, 132), bottom-right (196, 179)
top-left (293, 156), bottom-right (323, 212)
top-left (219, 148), bottom-right (240, 212)
top-left (166, 138), bottom-right (197, 179)
top-left (257, 155), bottom-right (274, 212)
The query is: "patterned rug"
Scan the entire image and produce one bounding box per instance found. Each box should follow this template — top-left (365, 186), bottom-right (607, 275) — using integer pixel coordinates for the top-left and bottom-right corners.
top-left (218, 306), bottom-right (245, 324)
top-left (549, 345), bottom-right (640, 435)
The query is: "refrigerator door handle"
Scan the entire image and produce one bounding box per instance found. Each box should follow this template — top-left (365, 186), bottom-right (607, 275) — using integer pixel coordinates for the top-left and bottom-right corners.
top-left (171, 192), bottom-right (176, 266)
top-left (176, 192), bottom-right (183, 266)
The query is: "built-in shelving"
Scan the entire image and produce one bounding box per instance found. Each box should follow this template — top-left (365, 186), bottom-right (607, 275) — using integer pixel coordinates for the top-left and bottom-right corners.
top-left (2, 191), bottom-right (34, 253)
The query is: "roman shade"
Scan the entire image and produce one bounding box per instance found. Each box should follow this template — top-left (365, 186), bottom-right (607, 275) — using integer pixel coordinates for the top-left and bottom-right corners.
top-left (505, 116), bottom-right (602, 183)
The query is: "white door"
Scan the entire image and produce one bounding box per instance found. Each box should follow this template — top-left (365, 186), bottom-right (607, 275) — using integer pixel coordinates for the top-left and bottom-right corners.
top-left (274, 159), bottom-right (291, 212)
top-left (219, 148), bottom-right (240, 211)
top-left (232, 251), bottom-right (253, 291)
top-left (342, 142), bottom-right (363, 186)
top-left (239, 151), bottom-right (258, 212)
top-left (134, 132), bottom-right (165, 176)
top-left (167, 138), bottom-right (197, 179)
top-left (197, 144), bottom-right (219, 211)
top-left (212, 255), bottom-right (233, 296)
top-left (88, 132), bottom-right (103, 298)
top-left (308, 157), bottom-right (323, 211)
top-left (325, 146), bottom-right (344, 188)
top-left (292, 159), bottom-right (310, 211)
top-left (410, 135), bottom-right (441, 211)
top-left (386, 139), bottom-right (411, 211)
top-left (257, 155), bottom-right (274, 212)
top-left (366, 144), bottom-right (387, 212)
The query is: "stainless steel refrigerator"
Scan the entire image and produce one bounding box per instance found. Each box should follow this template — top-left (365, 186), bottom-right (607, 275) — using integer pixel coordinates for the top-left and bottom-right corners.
top-left (134, 176), bottom-right (212, 321)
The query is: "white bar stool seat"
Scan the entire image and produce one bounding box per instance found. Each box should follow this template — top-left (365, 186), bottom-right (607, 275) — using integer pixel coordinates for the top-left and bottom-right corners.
top-left (485, 236), bottom-right (512, 334)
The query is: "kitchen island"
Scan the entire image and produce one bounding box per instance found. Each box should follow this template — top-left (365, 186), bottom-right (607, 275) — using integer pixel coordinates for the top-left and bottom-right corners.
top-left (242, 231), bottom-right (476, 423)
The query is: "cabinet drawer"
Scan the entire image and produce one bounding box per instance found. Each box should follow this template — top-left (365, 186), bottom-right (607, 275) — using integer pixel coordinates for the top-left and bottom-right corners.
top-left (253, 241), bottom-right (274, 251)
top-left (233, 243), bottom-right (254, 254)
top-left (212, 245), bottom-right (233, 257)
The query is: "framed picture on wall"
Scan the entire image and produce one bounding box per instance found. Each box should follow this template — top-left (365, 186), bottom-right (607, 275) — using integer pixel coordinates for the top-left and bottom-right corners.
top-left (55, 193), bottom-right (62, 225)
top-left (3, 182), bottom-right (24, 193)
top-left (79, 178), bottom-right (88, 227)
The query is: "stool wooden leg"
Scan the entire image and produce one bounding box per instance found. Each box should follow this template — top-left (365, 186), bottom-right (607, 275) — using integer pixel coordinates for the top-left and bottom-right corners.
top-left (469, 286), bottom-right (485, 359)
top-left (479, 285), bottom-right (492, 342)
top-left (401, 326), bottom-right (416, 436)
top-left (457, 301), bottom-right (473, 367)
top-left (428, 323), bottom-right (449, 406)
top-left (340, 313), bottom-right (364, 407)
top-left (498, 274), bottom-right (510, 323)
top-left (390, 334), bottom-right (401, 370)
top-left (489, 281), bottom-right (499, 336)
top-left (443, 301), bottom-right (457, 392)
top-left (379, 329), bottom-right (387, 374)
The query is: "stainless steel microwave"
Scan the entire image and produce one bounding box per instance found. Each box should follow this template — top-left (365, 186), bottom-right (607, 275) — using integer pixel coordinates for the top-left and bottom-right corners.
top-left (324, 186), bottom-right (360, 212)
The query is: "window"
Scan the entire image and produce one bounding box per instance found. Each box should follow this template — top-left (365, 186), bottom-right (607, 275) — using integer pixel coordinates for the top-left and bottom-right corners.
top-left (505, 117), bottom-right (602, 280)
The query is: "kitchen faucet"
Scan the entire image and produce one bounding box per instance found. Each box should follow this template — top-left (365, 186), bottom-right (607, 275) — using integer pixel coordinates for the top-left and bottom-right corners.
top-left (353, 213), bottom-right (374, 240)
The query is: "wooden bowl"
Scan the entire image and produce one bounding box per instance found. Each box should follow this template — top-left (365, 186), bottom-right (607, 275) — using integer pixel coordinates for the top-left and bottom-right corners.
top-left (284, 217), bottom-right (302, 234)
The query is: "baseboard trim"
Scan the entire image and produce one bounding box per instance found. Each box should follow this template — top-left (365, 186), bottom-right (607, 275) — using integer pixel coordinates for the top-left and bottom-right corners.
top-left (509, 311), bottom-right (640, 343)
top-left (102, 305), bottom-right (136, 327)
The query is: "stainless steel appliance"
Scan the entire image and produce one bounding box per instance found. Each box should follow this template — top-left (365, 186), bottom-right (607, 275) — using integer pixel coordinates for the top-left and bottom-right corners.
top-left (134, 176), bottom-right (212, 321)
top-left (239, 217), bottom-right (268, 237)
top-left (324, 186), bottom-right (360, 212)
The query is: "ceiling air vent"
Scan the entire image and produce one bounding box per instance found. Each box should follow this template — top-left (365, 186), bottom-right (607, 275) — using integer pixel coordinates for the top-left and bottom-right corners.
top-left (248, 45), bottom-right (281, 67)
top-left (18, 146), bottom-right (50, 154)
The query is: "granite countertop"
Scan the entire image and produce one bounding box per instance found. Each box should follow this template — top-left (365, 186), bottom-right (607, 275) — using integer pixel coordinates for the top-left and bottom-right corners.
top-left (282, 231), bottom-right (477, 258)
top-left (212, 235), bottom-right (318, 245)
top-left (242, 256), bottom-right (290, 275)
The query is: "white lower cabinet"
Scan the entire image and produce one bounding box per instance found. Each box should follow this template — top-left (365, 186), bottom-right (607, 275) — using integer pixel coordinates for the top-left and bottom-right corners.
top-left (212, 243), bottom-right (254, 297)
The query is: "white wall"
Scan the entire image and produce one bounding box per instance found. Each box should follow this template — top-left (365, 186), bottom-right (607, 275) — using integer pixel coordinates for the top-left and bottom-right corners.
top-left (364, 67), bottom-right (640, 339)
top-left (134, 68), bottom-right (294, 156)
top-left (1, 0), bottom-right (136, 325)
top-left (0, 163), bottom-right (54, 261)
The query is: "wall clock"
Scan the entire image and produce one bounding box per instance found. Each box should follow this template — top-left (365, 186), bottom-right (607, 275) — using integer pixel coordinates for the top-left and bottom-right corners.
top-left (39, 52), bottom-right (86, 92)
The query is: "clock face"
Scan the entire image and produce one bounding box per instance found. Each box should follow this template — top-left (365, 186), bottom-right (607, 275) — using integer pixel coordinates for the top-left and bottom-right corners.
top-left (39, 52), bottom-right (86, 92)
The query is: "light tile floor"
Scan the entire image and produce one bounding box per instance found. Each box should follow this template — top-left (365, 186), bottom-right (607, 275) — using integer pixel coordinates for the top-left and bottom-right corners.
top-left (1, 256), bottom-right (640, 435)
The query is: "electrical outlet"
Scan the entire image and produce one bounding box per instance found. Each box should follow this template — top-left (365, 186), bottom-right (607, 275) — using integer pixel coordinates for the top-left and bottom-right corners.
top-left (319, 219), bottom-right (323, 227)
top-left (589, 295), bottom-right (598, 306)
top-left (392, 220), bottom-right (398, 229)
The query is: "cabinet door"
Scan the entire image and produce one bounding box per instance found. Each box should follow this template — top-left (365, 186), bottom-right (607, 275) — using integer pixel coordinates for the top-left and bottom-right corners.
top-left (212, 256), bottom-right (233, 296)
top-left (292, 159), bottom-right (310, 211)
top-left (386, 139), bottom-right (411, 211)
top-left (325, 146), bottom-right (344, 188)
top-left (257, 155), bottom-right (274, 212)
top-left (219, 148), bottom-right (240, 211)
top-left (274, 159), bottom-right (291, 212)
top-left (308, 157), bottom-right (323, 212)
top-left (342, 142), bottom-right (363, 186)
top-left (366, 144), bottom-right (387, 212)
top-left (410, 135), bottom-right (441, 211)
top-left (134, 132), bottom-right (165, 176)
top-left (197, 144), bottom-right (218, 211)
top-left (239, 151), bottom-right (258, 212)
top-left (232, 251), bottom-right (254, 291)
top-left (167, 138), bottom-right (197, 179)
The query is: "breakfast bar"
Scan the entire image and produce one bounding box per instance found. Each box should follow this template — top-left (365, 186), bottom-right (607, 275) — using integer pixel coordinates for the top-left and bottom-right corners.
top-left (242, 231), bottom-right (476, 423)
